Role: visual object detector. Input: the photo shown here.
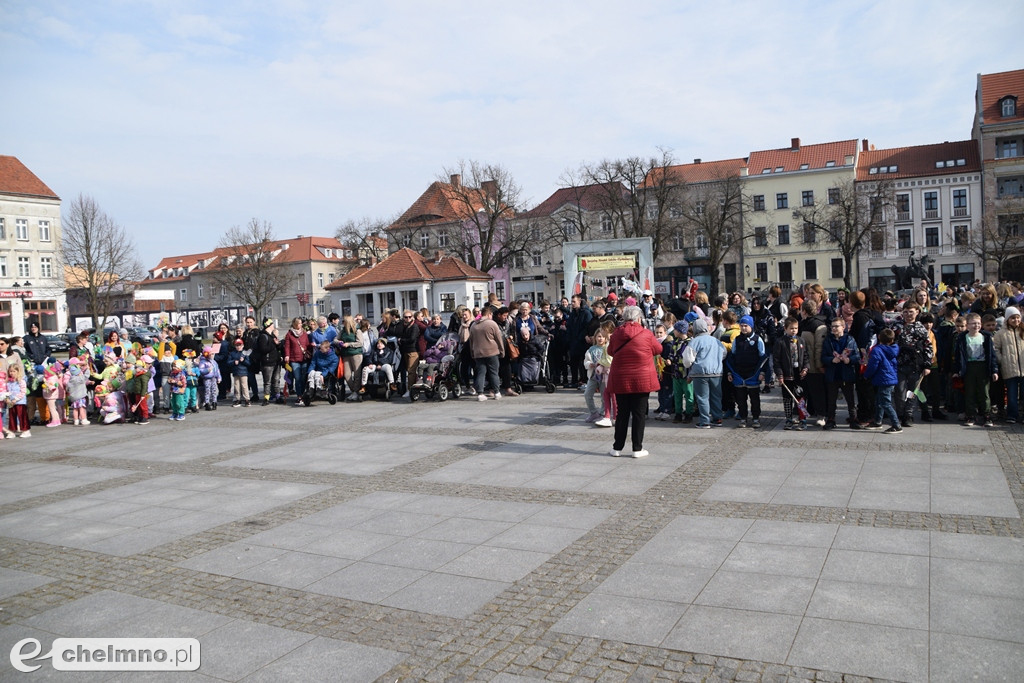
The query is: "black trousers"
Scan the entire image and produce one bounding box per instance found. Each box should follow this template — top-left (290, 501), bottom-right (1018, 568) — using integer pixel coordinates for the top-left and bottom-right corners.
top-left (825, 380), bottom-right (856, 422)
top-left (735, 385), bottom-right (761, 419)
top-left (613, 392), bottom-right (649, 452)
top-left (855, 376), bottom-right (875, 423)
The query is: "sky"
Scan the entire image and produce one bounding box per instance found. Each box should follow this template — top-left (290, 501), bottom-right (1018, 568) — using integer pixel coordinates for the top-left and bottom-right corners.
top-left (1, 0), bottom-right (1021, 270)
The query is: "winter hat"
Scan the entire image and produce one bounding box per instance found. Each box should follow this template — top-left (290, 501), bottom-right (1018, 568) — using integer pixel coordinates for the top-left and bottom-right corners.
top-left (234, 338), bottom-right (244, 346)
top-left (607, 292), bottom-right (618, 302)
top-left (625, 296), bottom-right (637, 306)
top-left (693, 317), bottom-right (709, 335)
top-left (1006, 306), bottom-right (1021, 319)
top-left (673, 320), bottom-right (689, 335)
top-left (263, 317), bottom-right (274, 328)
top-left (684, 311), bottom-right (700, 323)
top-left (739, 315), bottom-right (755, 328)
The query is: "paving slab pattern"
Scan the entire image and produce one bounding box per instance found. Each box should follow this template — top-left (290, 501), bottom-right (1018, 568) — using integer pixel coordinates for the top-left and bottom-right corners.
top-left (0, 391), bottom-right (1022, 682)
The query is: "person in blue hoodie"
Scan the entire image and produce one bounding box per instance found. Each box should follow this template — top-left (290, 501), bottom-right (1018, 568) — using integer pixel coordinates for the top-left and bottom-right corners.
top-left (726, 315), bottom-right (767, 429)
top-left (308, 339), bottom-right (340, 398)
top-left (821, 317), bottom-right (861, 430)
top-left (863, 327), bottom-right (901, 433)
top-left (684, 317), bottom-right (726, 429)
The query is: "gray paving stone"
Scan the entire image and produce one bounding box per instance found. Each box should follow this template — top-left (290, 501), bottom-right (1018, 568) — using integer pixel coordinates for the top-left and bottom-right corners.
top-left (234, 551), bottom-right (353, 589)
top-left (848, 487), bottom-right (931, 512)
top-left (484, 523), bottom-right (587, 553)
top-left (632, 536), bottom-right (737, 569)
top-left (661, 605), bottom-right (800, 664)
top-left (237, 636), bottom-right (405, 682)
top-left (929, 632), bottom-right (1024, 683)
top-left (194, 619), bottom-right (315, 681)
top-left (305, 561), bottom-right (426, 602)
top-left (931, 493), bottom-right (1020, 518)
top-left (0, 567), bottom-right (55, 599)
top-left (742, 520), bottom-right (837, 547)
top-left (597, 562), bottom-right (715, 604)
top-left (439, 545), bottom-right (552, 582)
top-left (769, 485), bottom-right (852, 508)
top-left (930, 531), bottom-right (1024, 563)
top-left (806, 579), bottom-right (929, 630)
top-left (179, 542), bottom-right (288, 576)
top-left (381, 572), bottom-right (510, 618)
top-left (364, 536), bottom-right (475, 570)
top-left (833, 525), bottom-right (930, 555)
top-left (693, 571), bottom-right (816, 615)
top-left (820, 549), bottom-right (929, 589)
top-left (552, 593), bottom-right (688, 646)
top-left (931, 557), bottom-right (1024, 598)
top-left (720, 542), bottom-right (829, 578)
top-left (350, 509), bottom-right (446, 536)
top-left (415, 516), bottom-right (514, 544)
top-left (787, 617), bottom-right (928, 682)
top-left (931, 591), bottom-right (1024, 642)
top-left (301, 528), bottom-right (404, 560)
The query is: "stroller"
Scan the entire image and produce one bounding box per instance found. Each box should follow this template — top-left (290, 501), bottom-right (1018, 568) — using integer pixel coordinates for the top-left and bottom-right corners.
top-left (362, 337), bottom-right (400, 401)
top-left (411, 333), bottom-right (461, 402)
top-left (302, 368), bottom-right (337, 406)
top-left (510, 334), bottom-right (556, 394)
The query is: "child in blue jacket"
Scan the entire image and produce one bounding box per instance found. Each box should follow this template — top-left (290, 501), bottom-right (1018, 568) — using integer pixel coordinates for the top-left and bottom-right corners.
top-left (228, 338), bottom-right (251, 407)
top-left (821, 318), bottom-right (861, 430)
top-left (863, 327), bottom-right (901, 433)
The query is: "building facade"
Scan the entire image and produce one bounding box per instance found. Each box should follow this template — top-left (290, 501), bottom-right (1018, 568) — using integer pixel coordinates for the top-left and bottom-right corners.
top-left (973, 68), bottom-right (1024, 282)
top-left (742, 138), bottom-right (859, 293)
top-left (856, 141), bottom-right (982, 291)
top-left (0, 156), bottom-right (67, 335)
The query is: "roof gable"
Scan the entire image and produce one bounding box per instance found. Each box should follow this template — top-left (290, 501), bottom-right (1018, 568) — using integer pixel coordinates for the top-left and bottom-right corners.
top-left (979, 69), bottom-right (1024, 123)
top-left (0, 156), bottom-right (59, 199)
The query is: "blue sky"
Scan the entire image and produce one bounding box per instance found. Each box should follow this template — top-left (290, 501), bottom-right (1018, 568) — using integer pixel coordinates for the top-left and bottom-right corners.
top-left (1, 0), bottom-right (1020, 268)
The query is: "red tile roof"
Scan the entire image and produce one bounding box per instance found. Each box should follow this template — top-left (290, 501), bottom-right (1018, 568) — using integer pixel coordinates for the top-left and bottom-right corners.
top-left (855, 140), bottom-right (980, 181)
top-left (978, 69), bottom-right (1024, 124)
top-left (146, 236), bottom-right (355, 279)
top-left (747, 139), bottom-right (859, 175)
top-left (325, 247), bottom-right (490, 290)
top-left (520, 182), bottom-right (627, 218)
top-left (646, 157), bottom-right (748, 186)
top-left (0, 156), bottom-right (59, 199)
top-left (391, 181), bottom-right (481, 229)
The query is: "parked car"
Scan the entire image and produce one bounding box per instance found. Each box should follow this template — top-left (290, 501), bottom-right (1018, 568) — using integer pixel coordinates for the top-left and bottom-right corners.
top-left (128, 326), bottom-right (161, 345)
top-left (44, 334), bottom-right (70, 353)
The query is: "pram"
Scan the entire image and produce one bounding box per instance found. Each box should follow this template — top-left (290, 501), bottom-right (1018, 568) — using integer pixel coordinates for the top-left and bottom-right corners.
top-left (411, 333), bottom-right (461, 402)
top-left (302, 369), bottom-right (337, 406)
top-left (362, 337), bottom-right (400, 401)
top-left (510, 334), bottom-right (556, 394)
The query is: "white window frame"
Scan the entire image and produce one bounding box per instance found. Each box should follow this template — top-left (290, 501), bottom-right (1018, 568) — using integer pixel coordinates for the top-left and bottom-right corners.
top-left (17, 256), bottom-right (30, 278)
top-left (951, 187), bottom-right (969, 216)
top-left (0, 256), bottom-right (6, 277)
top-left (420, 232), bottom-right (430, 249)
top-left (317, 272), bottom-right (324, 288)
top-left (0, 217), bottom-right (4, 239)
top-left (437, 230), bottom-right (449, 248)
top-left (179, 288), bottom-right (188, 302)
top-left (40, 257), bottom-right (52, 278)
top-left (672, 233), bottom-right (684, 251)
top-left (531, 251), bottom-right (542, 268)
top-left (600, 215), bottom-right (612, 233)
top-left (38, 220), bottom-right (50, 242)
top-left (197, 283), bottom-right (204, 299)
top-left (15, 218), bottom-right (28, 241)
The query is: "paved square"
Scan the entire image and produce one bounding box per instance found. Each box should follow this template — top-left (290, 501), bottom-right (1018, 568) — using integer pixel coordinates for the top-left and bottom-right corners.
top-left (0, 463), bottom-right (135, 505)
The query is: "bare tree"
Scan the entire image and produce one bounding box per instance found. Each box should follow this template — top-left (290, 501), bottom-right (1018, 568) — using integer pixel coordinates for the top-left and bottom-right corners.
top-left (439, 161), bottom-right (529, 273)
top-left (676, 169), bottom-right (755, 295)
top-left (791, 178), bottom-right (893, 290)
top-left (208, 218), bottom-right (293, 316)
top-left (336, 215), bottom-right (394, 264)
top-left (579, 148), bottom-right (682, 262)
top-left (959, 199), bottom-right (1024, 281)
top-left (60, 193), bottom-right (143, 332)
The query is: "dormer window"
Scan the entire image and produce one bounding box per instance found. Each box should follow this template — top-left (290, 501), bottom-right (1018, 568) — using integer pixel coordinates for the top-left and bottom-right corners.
top-left (324, 248), bottom-right (332, 258)
top-left (1001, 96), bottom-right (1017, 118)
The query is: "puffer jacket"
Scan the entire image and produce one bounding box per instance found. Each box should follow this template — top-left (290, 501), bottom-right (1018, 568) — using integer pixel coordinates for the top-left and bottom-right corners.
top-left (864, 343), bottom-right (899, 387)
top-left (605, 321), bottom-right (662, 394)
top-left (994, 328), bottom-right (1024, 380)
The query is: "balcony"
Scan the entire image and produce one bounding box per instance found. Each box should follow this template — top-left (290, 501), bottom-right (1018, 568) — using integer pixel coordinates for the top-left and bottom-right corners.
top-left (897, 248), bottom-right (913, 257)
top-left (683, 247), bottom-right (710, 260)
top-left (953, 208), bottom-right (968, 217)
top-left (924, 210), bottom-right (939, 219)
top-left (925, 246), bottom-right (941, 255)
top-left (896, 211), bottom-right (911, 222)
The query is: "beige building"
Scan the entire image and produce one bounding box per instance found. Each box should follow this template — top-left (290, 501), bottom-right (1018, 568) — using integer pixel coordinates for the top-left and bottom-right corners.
top-left (136, 236), bottom-right (357, 330)
top-left (973, 68), bottom-right (1024, 281)
top-left (856, 141), bottom-right (982, 290)
top-left (743, 138), bottom-right (859, 293)
top-left (0, 156), bottom-right (66, 335)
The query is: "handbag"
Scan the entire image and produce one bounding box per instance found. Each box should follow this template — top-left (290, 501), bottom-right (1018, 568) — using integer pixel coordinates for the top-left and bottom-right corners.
top-left (506, 336), bottom-right (520, 360)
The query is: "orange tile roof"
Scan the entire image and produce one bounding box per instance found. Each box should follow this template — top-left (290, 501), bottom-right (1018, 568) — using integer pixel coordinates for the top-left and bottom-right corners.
top-left (978, 69), bottom-right (1024, 124)
top-left (748, 139), bottom-right (859, 175)
top-left (325, 247), bottom-right (490, 290)
top-left (146, 236), bottom-right (356, 278)
top-left (0, 156), bottom-right (59, 199)
top-left (647, 157), bottom-right (748, 186)
top-left (390, 179), bottom-right (502, 230)
top-left (855, 140), bottom-right (980, 181)
top-left (520, 182), bottom-right (627, 218)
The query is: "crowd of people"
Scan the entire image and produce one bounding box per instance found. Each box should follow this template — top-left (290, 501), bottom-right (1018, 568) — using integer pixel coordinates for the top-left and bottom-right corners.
top-left (2, 280), bottom-right (1022, 452)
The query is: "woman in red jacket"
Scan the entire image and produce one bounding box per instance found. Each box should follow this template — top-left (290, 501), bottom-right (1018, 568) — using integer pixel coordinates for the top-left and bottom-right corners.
top-left (283, 317), bottom-right (312, 402)
top-left (606, 306), bottom-right (663, 458)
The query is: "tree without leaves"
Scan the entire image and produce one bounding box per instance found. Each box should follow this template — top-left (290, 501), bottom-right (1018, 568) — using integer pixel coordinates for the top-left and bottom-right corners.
top-left (958, 198), bottom-right (1024, 281)
top-left (60, 193), bottom-right (143, 332)
top-left (208, 218), bottom-right (293, 316)
top-left (790, 178), bottom-right (893, 290)
top-left (335, 215), bottom-right (394, 265)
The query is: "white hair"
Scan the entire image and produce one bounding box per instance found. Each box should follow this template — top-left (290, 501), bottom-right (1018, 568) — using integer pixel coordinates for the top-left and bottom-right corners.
top-left (622, 305), bottom-right (643, 322)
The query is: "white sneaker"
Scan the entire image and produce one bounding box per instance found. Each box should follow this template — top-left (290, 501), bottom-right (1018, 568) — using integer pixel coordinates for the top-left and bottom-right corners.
top-left (81, 419), bottom-right (90, 425)
top-left (477, 394), bottom-right (488, 402)
top-left (493, 392), bottom-right (501, 400)
top-left (17, 432), bottom-right (30, 438)
top-left (815, 418), bottom-right (826, 427)
top-left (632, 449), bottom-right (649, 458)
top-left (609, 448), bottom-right (621, 457)
top-left (595, 417), bottom-right (613, 427)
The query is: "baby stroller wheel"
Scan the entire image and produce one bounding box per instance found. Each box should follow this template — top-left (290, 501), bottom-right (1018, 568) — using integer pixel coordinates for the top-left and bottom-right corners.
top-left (545, 382), bottom-right (556, 394)
top-left (410, 390), bottom-right (420, 402)
top-left (452, 383), bottom-right (462, 399)
top-left (437, 384), bottom-right (450, 401)
top-left (327, 393), bottom-right (337, 405)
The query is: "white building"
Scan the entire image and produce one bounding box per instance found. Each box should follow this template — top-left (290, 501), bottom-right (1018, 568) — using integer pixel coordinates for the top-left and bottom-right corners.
top-left (0, 156), bottom-right (67, 336)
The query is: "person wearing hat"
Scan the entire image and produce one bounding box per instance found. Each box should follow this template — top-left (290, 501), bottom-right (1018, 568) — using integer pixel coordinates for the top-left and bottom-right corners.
top-left (994, 305), bottom-right (1024, 423)
top-left (255, 318), bottom-right (282, 405)
top-left (726, 315), bottom-right (767, 428)
top-left (662, 320), bottom-right (695, 423)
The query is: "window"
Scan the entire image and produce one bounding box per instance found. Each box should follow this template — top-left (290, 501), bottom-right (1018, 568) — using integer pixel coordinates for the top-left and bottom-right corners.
top-left (998, 176), bottom-right (1024, 197)
top-left (825, 160), bottom-right (836, 167)
top-left (420, 232), bottom-right (430, 249)
top-left (754, 226), bottom-right (767, 247)
top-left (531, 251), bottom-right (542, 267)
top-left (601, 215), bottom-right (612, 233)
top-left (776, 193), bottom-right (788, 209)
top-left (870, 228), bottom-right (885, 251)
top-left (804, 259), bottom-right (817, 280)
top-left (802, 222), bottom-right (816, 244)
top-left (753, 195), bottom-right (765, 211)
top-left (513, 253), bottom-right (525, 269)
top-left (0, 256), bottom-right (5, 277)
top-left (694, 201), bottom-right (706, 216)
top-left (924, 191), bottom-right (939, 218)
top-left (16, 218), bottom-right (28, 240)
top-left (954, 225), bottom-right (969, 246)
top-left (646, 204), bottom-right (657, 219)
top-left (830, 258), bottom-right (843, 279)
top-left (952, 188), bottom-right (968, 216)
top-left (926, 226), bottom-right (939, 247)
top-left (494, 281), bottom-right (505, 302)
top-left (179, 288), bottom-right (188, 302)
top-left (778, 261), bottom-right (793, 284)
top-left (999, 139), bottom-right (1019, 158)
top-left (755, 262), bottom-right (767, 282)
top-left (0, 217), bottom-right (4, 239)
top-left (324, 248), bottom-right (332, 258)
top-left (673, 233), bottom-right (684, 251)
top-left (561, 217), bottom-right (574, 239)
top-left (440, 292), bottom-right (456, 312)
top-left (669, 205), bottom-right (683, 219)
top-left (25, 300), bottom-right (58, 332)
top-left (1002, 96), bottom-right (1017, 118)
top-left (328, 273), bottom-right (335, 283)
top-left (298, 273), bottom-right (306, 291)
top-left (799, 163), bottom-right (809, 170)
top-left (896, 193), bottom-right (911, 220)
top-left (317, 273), bottom-right (324, 288)
top-left (221, 285), bottom-right (227, 298)
top-left (777, 224), bottom-right (790, 245)
top-left (38, 257), bottom-right (51, 278)
top-left (437, 230), bottom-right (449, 247)
top-left (774, 166), bottom-right (784, 173)
top-left (17, 256), bottom-right (30, 277)
top-left (828, 188), bottom-right (840, 205)
top-left (197, 283), bottom-right (204, 299)
top-left (801, 190), bottom-right (814, 207)
top-left (281, 301), bottom-right (288, 318)
top-left (898, 228), bottom-right (912, 250)
top-left (38, 220), bottom-right (50, 241)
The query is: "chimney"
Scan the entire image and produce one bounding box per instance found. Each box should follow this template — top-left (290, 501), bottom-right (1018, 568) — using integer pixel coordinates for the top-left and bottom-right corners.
top-left (693, 158), bottom-right (702, 164)
top-left (791, 137), bottom-right (800, 150)
top-left (450, 174), bottom-right (461, 187)
top-left (862, 139), bottom-right (869, 152)
top-left (481, 180), bottom-right (497, 198)
top-left (434, 250), bottom-right (445, 262)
